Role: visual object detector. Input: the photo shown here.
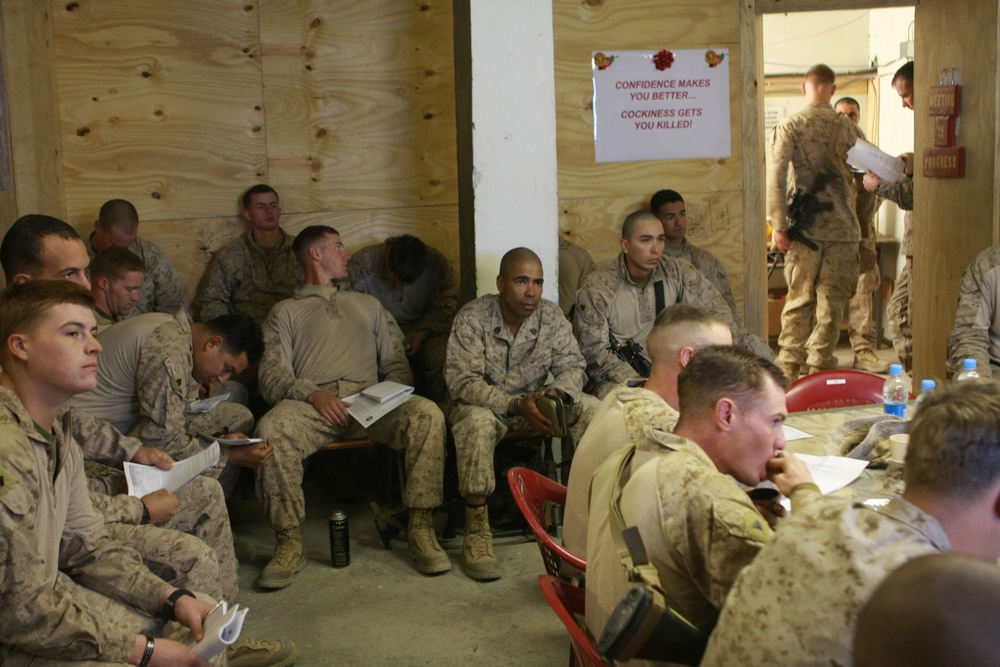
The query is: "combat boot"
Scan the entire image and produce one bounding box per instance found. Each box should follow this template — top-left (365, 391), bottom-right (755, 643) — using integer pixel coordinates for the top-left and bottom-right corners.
top-left (853, 349), bottom-right (891, 373)
top-left (228, 637), bottom-right (301, 667)
top-left (257, 527), bottom-right (305, 590)
top-left (463, 503), bottom-right (501, 581)
top-left (407, 508), bottom-right (451, 575)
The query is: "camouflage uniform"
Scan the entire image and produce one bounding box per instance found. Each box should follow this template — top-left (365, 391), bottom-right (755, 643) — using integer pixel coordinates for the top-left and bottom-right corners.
top-left (847, 172), bottom-right (882, 354)
top-left (877, 170), bottom-right (915, 370)
top-left (92, 307), bottom-right (116, 334)
top-left (947, 244), bottom-right (1000, 377)
top-left (194, 230), bottom-right (303, 325)
top-left (348, 240), bottom-right (457, 403)
top-left (562, 379), bottom-right (679, 556)
top-left (558, 237), bottom-right (596, 317)
top-left (701, 496), bottom-right (948, 666)
top-left (768, 102), bottom-right (862, 371)
top-left (445, 294), bottom-right (598, 498)
top-left (0, 387), bottom-right (223, 666)
top-left (71, 405), bottom-right (239, 601)
top-left (663, 239), bottom-right (742, 326)
top-left (574, 254), bottom-right (768, 398)
top-left (255, 285), bottom-right (445, 531)
top-left (69, 311), bottom-right (254, 473)
top-left (86, 232), bottom-right (186, 316)
top-left (584, 429), bottom-right (821, 639)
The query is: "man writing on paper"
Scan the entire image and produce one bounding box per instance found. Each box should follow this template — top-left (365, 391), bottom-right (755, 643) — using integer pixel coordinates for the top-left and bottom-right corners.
top-left (253, 225), bottom-right (450, 588)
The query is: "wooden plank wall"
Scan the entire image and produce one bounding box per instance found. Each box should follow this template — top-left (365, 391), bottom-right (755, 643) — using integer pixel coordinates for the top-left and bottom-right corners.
top-left (553, 0), bottom-right (756, 326)
top-left (8, 0), bottom-right (458, 301)
top-left (912, 0), bottom-right (998, 381)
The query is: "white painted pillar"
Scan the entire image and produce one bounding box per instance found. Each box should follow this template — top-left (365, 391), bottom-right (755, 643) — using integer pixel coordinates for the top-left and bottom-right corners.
top-left (464, 1), bottom-right (559, 298)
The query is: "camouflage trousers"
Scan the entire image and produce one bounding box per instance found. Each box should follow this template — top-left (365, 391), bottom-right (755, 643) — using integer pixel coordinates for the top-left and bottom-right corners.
top-left (888, 257), bottom-right (913, 370)
top-left (848, 256), bottom-right (882, 353)
top-left (0, 583), bottom-right (225, 666)
top-left (448, 393), bottom-right (600, 498)
top-left (87, 467), bottom-right (238, 601)
top-left (254, 396), bottom-right (446, 531)
top-left (777, 241), bottom-right (860, 370)
top-left (407, 331), bottom-right (449, 405)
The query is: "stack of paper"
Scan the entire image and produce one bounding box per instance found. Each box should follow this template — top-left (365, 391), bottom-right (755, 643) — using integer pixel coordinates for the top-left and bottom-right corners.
top-left (191, 601), bottom-right (248, 659)
top-left (342, 381), bottom-right (415, 426)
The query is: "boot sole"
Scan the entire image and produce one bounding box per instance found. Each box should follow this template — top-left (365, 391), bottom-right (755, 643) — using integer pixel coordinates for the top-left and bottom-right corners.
top-left (256, 556), bottom-right (306, 590)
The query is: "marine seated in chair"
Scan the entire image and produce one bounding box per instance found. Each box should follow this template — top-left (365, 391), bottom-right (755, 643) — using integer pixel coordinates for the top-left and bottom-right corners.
top-left (253, 225), bottom-right (450, 589)
top-left (446, 247), bottom-right (599, 581)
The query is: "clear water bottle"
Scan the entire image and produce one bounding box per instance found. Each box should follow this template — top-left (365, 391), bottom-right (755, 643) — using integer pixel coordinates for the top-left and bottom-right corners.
top-left (883, 364), bottom-right (908, 419)
top-left (911, 379), bottom-right (936, 416)
top-left (955, 358), bottom-right (981, 381)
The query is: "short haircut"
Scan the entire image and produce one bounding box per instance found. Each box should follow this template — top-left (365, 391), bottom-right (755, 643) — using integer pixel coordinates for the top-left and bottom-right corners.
top-left (98, 199), bottom-right (139, 233)
top-left (386, 234), bottom-right (428, 285)
top-left (834, 96), bottom-right (860, 110)
top-left (0, 281), bottom-right (94, 365)
top-left (621, 210), bottom-right (660, 240)
top-left (0, 214), bottom-right (82, 284)
top-left (892, 61), bottom-right (914, 86)
top-left (199, 314), bottom-right (264, 366)
top-left (647, 304), bottom-right (730, 363)
top-left (904, 379), bottom-right (1000, 500)
top-left (649, 189), bottom-right (684, 215)
top-left (805, 64), bottom-right (836, 85)
top-left (242, 183), bottom-right (278, 210)
top-left (292, 225), bottom-right (340, 266)
top-left (677, 345), bottom-right (787, 419)
top-left (855, 553), bottom-right (1000, 667)
top-left (90, 247), bottom-right (146, 283)
top-left (499, 247), bottom-right (541, 278)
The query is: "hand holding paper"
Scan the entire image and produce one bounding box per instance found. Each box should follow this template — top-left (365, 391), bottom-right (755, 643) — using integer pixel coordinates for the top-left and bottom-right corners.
top-left (190, 601), bottom-right (248, 659)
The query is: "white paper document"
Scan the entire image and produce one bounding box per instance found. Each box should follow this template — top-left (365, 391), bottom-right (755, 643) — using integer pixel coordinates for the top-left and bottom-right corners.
top-left (188, 392), bottom-right (231, 414)
top-left (782, 424), bottom-right (813, 442)
top-left (191, 601), bottom-right (248, 659)
top-left (124, 442), bottom-right (220, 497)
top-left (199, 434), bottom-right (265, 447)
top-left (362, 380), bottom-right (413, 404)
top-left (846, 138), bottom-right (906, 183)
top-left (343, 382), bottom-right (415, 427)
top-left (795, 453), bottom-right (869, 495)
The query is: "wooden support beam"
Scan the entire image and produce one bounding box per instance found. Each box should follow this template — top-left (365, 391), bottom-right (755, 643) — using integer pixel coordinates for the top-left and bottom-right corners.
top-left (756, 0), bottom-right (917, 14)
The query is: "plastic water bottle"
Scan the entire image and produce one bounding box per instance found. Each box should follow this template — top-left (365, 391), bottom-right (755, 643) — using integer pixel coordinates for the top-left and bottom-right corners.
top-left (911, 379), bottom-right (936, 416)
top-left (955, 358), bottom-right (981, 381)
top-left (883, 364), bottom-right (908, 419)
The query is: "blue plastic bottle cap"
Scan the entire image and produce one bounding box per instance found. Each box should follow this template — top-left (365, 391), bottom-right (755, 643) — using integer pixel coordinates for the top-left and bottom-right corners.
top-left (920, 379), bottom-right (936, 392)
top-left (889, 364), bottom-right (903, 376)
top-left (964, 358), bottom-right (977, 370)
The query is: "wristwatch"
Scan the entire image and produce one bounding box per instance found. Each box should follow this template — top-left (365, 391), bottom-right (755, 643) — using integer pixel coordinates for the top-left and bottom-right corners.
top-left (160, 588), bottom-right (195, 623)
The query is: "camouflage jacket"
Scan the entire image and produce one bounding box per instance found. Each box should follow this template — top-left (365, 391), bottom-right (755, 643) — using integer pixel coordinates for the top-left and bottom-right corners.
top-left (767, 102), bottom-right (862, 241)
top-left (702, 497), bottom-right (948, 666)
top-left (445, 294), bottom-right (586, 417)
top-left (194, 229), bottom-right (303, 324)
top-left (947, 244), bottom-right (1000, 378)
top-left (664, 239), bottom-right (741, 326)
top-left (348, 240), bottom-right (457, 336)
top-left (558, 237), bottom-right (597, 317)
top-left (0, 388), bottom-right (165, 662)
top-left (876, 166), bottom-right (915, 257)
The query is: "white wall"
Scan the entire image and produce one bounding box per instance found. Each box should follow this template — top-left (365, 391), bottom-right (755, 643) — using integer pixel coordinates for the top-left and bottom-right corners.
top-left (469, 1), bottom-right (559, 298)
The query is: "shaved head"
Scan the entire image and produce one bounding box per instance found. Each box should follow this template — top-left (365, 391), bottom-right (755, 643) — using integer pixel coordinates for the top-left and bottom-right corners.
top-left (621, 210), bottom-right (660, 241)
top-left (499, 247), bottom-right (541, 277)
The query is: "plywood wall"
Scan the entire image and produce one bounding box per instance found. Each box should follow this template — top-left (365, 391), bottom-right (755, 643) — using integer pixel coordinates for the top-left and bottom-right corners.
top-left (553, 0), bottom-right (755, 324)
top-left (6, 0), bottom-right (458, 302)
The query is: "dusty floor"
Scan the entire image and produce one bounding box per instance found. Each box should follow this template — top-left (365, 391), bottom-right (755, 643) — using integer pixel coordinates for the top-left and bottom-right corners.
top-left (228, 451), bottom-right (571, 667)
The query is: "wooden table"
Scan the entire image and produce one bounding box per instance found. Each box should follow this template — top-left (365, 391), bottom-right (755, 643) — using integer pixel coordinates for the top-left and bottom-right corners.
top-left (783, 405), bottom-right (905, 501)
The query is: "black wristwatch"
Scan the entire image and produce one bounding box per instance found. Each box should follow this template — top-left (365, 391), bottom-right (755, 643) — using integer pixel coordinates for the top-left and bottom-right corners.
top-left (139, 502), bottom-right (151, 525)
top-left (160, 588), bottom-right (195, 623)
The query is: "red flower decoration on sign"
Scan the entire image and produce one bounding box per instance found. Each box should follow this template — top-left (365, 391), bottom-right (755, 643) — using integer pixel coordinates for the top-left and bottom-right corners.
top-left (653, 49), bottom-right (674, 71)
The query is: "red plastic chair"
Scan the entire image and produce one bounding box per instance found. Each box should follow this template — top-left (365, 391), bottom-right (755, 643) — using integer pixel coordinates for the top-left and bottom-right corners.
top-left (507, 467), bottom-right (586, 578)
top-left (785, 369), bottom-right (913, 412)
top-left (538, 574), bottom-right (608, 667)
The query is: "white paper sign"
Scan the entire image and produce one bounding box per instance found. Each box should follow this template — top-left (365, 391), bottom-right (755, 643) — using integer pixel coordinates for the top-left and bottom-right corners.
top-left (592, 48), bottom-right (731, 162)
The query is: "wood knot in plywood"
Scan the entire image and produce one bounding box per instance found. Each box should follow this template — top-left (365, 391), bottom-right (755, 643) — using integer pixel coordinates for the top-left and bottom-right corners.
top-left (141, 71), bottom-right (151, 78)
top-left (424, 113), bottom-right (434, 120)
top-left (76, 127), bottom-right (90, 137)
top-left (315, 128), bottom-right (327, 138)
top-left (244, 4), bottom-right (255, 12)
top-left (309, 17), bottom-right (322, 28)
top-left (151, 192), bottom-right (161, 199)
top-left (419, 4), bottom-right (430, 10)
top-left (252, 126), bottom-right (261, 133)
top-left (153, 109), bottom-right (164, 117)
top-left (305, 65), bottom-right (313, 71)
top-left (65, 2), bottom-right (79, 10)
